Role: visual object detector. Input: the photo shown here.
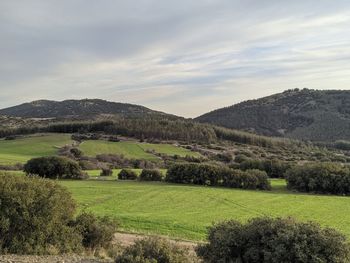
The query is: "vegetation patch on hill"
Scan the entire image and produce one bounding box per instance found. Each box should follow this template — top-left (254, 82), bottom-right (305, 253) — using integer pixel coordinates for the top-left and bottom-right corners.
top-left (196, 89), bottom-right (350, 142)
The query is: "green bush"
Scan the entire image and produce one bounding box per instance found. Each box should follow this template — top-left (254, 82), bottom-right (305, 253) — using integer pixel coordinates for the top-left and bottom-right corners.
top-left (335, 140), bottom-right (350, 151)
top-left (70, 212), bottom-right (118, 253)
top-left (139, 169), bottom-right (163, 181)
top-left (70, 147), bottom-right (83, 158)
top-left (24, 156), bottom-right (87, 179)
top-left (285, 163), bottom-right (350, 195)
top-left (115, 237), bottom-right (191, 263)
top-left (0, 175), bottom-right (82, 254)
top-left (118, 169), bottom-right (138, 180)
top-left (239, 158), bottom-right (291, 178)
top-left (197, 217), bottom-right (350, 263)
top-left (100, 167), bottom-right (113, 176)
top-left (166, 164), bottom-right (271, 190)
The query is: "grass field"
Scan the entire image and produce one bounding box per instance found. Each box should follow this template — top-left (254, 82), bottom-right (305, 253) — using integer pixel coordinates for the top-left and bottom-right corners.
top-left (0, 134), bottom-right (72, 165)
top-left (59, 179), bottom-right (350, 241)
top-left (79, 140), bottom-right (200, 159)
top-left (0, 134), bottom-right (200, 165)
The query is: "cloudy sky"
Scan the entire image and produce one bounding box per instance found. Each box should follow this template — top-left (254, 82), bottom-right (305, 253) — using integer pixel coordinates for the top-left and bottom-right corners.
top-left (1, 0), bottom-right (350, 117)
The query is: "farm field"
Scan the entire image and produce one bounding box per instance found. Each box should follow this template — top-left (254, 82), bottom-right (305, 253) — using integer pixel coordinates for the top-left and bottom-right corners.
top-left (0, 134), bottom-right (72, 165)
top-left (59, 179), bottom-right (350, 241)
top-left (78, 140), bottom-right (200, 159)
top-left (0, 133), bottom-right (201, 165)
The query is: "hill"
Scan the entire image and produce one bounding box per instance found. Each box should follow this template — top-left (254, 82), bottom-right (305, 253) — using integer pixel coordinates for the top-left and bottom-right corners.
top-left (0, 99), bottom-right (173, 119)
top-left (196, 89), bottom-right (350, 142)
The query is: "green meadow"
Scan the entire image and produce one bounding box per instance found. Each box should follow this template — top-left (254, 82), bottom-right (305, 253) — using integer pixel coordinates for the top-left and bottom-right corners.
top-left (0, 134), bottom-right (200, 165)
top-left (78, 140), bottom-right (200, 159)
top-left (59, 179), bottom-right (350, 241)
top-left (0, 134), bottom-right (72, 165)
top-left (2, 133), bottom-right (349, 243)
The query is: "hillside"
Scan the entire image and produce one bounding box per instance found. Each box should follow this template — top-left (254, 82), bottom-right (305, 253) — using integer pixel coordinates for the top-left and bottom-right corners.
top-left (196, 89), bottom-right (350, 142)
top-left (0, 99), bottom-right (173, 119)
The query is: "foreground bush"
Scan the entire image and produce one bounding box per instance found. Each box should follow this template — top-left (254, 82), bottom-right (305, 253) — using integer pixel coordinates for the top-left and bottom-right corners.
top-left (197, 217), bottom-right (350, 263)
top-left (139, 169), bottom-right (163, 181)
top-left (0, 175), bottom-right (82, 254)
top-left (118, 169), bottom-right (138, 180)
top-left (24, 156), bottom-right (87, 179)
top-left (166, 164), bottom-right (271, 190)
top-left (286, 163), bottom-right (350, 195)
top-left (115, 237), bottom-right (191, 263)
top-left (71, 212), bottom-right (118, 253)
top-left (0, 175), bottom-right (119, 255)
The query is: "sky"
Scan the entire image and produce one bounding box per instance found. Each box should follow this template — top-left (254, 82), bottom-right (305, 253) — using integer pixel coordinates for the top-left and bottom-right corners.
top-left (1, 0), bottom-right (350, 117)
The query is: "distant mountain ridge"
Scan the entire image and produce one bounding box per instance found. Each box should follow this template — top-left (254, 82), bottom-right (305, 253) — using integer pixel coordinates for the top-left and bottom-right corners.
top-left (0, 99), bottom-right (172, 119)
top-left (196, 89), bottom-right (350, 142)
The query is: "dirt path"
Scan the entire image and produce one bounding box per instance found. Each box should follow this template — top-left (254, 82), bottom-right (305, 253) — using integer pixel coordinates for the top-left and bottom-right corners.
top-left (0, 232), bottom-right (200, 263)
top-left (114, 232), bottom-right (198, 249)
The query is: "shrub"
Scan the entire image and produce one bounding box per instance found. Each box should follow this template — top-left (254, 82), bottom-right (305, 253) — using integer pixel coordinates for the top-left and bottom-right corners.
top-left (139, 169), bottom-right (163, 181)
top-left (70, 148), bottom-right (83, 158)
top-left (196, 217), bottom-right (350, 263)
top-left (166, 163), bottom-right (230, 186)
top-left (70, 212), bottom-right (118, 253)
top-left (285, 163), bottom-right (350, 195)
top-left (24, 156), bottom-right (87, 179)
top-left (100, 168), bottom-right (113, 177)
top-left (239, 158), bottom-right (291, 178)
top-left (215, 152), bottom-right (233, 163)
top-left (335, 140), bottom-right (350, 151)
top-left (166, 164), bottom-right (271, 190)
top-left (118, 169), bottom-right (138, 180)
top-left (0, 175), bottom-right (82, 254)
top-left (115, 237), bottom-right (191, 263)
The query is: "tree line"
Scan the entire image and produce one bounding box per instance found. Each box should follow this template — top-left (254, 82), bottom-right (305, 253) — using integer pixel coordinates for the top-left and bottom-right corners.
top-left (0, 117), bottom-right (303, 149)
top-left (166, 163), bottom-right (271, 190)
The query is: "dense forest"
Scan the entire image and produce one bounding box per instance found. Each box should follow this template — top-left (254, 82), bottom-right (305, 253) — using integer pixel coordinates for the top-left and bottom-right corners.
top-left (196, 89), bottom-right (350, 142)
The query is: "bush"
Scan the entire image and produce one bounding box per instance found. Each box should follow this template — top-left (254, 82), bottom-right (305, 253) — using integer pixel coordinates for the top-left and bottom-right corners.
top-left (239, 158), bottom-right (291, 178)
top-left (0, 175), bottom-right (82, 254)
top-left (100, 168), bottom-right (113, 177)
top-left (196, 217), bottom-right (350, 263)
top-left (335, 140), bottom-right (350, 151)
top-left (285, 163), bottom-right (350, 195)
top-left (118, 169), bottom-right (138, 180)
top-left (24, 156), bottom-right (87, 179)
top-left (166, 164), bottom-right (271, 190)
top-left (71, 212), bottom-right (118, 253)
top-left (115, 237), bottom-right (191, 263)
top-left (70, 148), bottom-right (83, 158)
top-left (139, 169), bottom-right (163, 181)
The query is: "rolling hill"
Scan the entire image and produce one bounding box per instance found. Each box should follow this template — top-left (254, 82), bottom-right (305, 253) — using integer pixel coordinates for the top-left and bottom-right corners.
top-left (0, 99), bottom-right (174, 119)
top-left (196, 89), bottom-right (350, 142)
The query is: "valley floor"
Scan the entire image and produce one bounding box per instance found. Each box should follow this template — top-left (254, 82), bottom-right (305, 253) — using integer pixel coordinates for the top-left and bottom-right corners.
top-left (59, 179), bottom-right (350, 241)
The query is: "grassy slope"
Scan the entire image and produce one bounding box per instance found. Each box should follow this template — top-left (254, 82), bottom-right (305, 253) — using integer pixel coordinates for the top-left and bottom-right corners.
top-left (0, 134), bottom-right (72, 165)
top-left (79, 140), bottom-right (199, 160)
top-left (0, 134), bottom-right (200, 165)
top-left (59, 179), bottom-right (350, 241)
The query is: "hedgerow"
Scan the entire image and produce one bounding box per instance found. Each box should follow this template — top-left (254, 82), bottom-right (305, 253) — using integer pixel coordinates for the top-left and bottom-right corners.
top-left (165, 163), bottom-right (271, 190)
top-left (285, 163), bottom-right (350, 195)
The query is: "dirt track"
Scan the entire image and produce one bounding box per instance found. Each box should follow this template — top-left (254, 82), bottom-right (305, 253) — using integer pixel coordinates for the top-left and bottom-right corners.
top-left (0, 232), bottom-right (199, 263)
